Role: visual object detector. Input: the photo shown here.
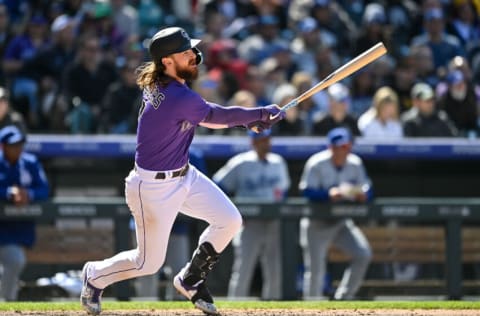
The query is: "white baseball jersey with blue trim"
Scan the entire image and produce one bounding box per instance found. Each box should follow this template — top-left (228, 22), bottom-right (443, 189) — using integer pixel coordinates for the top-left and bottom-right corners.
top-left (213, 150), bottom-right (290, 200)
top-left (299, 150), bottom-right (371, 192)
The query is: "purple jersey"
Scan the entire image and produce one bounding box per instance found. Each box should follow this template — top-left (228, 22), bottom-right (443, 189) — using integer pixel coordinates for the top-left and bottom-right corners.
top-left (136, 81), bottom-right (210, 171)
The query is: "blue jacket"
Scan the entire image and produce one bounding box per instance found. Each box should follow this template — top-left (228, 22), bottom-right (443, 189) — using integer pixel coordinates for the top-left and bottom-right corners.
top-left (0, 151), bottom-right (49, 247)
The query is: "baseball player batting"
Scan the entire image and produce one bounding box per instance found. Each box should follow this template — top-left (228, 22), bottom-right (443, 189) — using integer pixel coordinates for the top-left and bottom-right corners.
top-left (79, 26), bottom-right (285, 316)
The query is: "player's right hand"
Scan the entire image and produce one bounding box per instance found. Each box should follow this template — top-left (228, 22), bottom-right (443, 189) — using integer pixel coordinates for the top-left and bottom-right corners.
top-left (328, 187), bottom-right (343, 202)
top-left (11, 186), bottom-right (29, 206)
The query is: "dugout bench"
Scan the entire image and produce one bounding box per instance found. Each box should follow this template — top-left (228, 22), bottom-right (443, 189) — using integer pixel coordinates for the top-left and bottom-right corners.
top-left (328, 225), bottom-right (480, 297)
top-left (234, 197), bottom-right (480, 300)
top-left (1, 197), bottom-right (480, 301)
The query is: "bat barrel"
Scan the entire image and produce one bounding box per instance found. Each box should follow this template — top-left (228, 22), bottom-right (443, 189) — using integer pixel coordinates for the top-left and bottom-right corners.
top-left (291, 42), bottom-right (387, 106)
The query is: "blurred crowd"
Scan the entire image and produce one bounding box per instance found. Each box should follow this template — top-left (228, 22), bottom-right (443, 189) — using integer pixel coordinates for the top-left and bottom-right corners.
top-left (0, 0), bottom-right (479, 138)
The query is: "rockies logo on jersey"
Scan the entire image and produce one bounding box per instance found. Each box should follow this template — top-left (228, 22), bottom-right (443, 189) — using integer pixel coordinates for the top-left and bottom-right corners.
top-left (144, 85), bottom-right (165, 110)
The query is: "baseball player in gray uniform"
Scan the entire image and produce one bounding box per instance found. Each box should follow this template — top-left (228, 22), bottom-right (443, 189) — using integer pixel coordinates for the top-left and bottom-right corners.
top-left (213, 129), bottom-right (290, 300)
top-left (80, 26), bottom-right (285, 316)
top-left (299, 127), bottom-right (372, 300)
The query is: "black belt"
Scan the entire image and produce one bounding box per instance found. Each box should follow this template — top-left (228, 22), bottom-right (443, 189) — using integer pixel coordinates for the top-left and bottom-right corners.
top-left (155, 164), bottom-right (189, 180)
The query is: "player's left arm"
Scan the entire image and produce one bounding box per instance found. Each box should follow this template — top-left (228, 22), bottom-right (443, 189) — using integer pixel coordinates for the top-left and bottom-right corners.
top-left (199, 102), bottom-right (284, 129)
top-left (180, 88), bottom-right (284, 130)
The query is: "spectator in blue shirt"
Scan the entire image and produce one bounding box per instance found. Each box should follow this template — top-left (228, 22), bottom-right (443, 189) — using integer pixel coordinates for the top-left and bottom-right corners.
top-left (2, 14), bottom-right (50, 129)
top-left (0, 125), bottom-right (49, 301)
top-left (410, 7), bottom-right (465, 70)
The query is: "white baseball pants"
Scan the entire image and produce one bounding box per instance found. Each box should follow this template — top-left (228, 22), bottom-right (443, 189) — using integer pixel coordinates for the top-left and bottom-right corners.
top-left (86, 164), bottom-right (243, 290)
top-left (133, 232), bottom-right (190, 298)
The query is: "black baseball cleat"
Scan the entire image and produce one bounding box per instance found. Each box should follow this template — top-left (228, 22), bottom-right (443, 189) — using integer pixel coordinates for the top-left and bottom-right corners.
top-left (80, 262), bottom-right (104, 315)
top-left (173, 270), bottom-right (220, 315)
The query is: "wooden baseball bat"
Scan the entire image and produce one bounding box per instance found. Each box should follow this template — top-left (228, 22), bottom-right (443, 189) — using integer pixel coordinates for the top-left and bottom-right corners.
top-left (270, 42), bottom-right (387, 120)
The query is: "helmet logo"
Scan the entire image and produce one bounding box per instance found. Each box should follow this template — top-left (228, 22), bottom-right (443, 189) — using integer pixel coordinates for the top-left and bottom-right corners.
top-left (181, 30), bottom-right (190, 41)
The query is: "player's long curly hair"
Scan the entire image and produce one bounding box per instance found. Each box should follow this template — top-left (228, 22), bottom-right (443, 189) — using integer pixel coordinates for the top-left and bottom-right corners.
top-left (136, 61), bottom-right (172, 89)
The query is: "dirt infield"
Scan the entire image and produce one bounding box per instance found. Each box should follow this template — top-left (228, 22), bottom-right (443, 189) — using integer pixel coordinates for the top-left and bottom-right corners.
top-left (2, 309), bottom-right (478, 316)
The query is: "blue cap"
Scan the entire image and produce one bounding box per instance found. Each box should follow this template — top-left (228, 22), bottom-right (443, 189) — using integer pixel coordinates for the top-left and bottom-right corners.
top-left (327, 82), bottom-right (350, 103)
top-left (327, 127), bottom-right (352, 146)
top-left (363, 3), bottom-right (386, 25)
top-left (30, 13), bottom-right (47, 25)
top-left (447, 70), bottom-right (464, 85)
top-left (0, 125), bottom-right (25, 145)
top-left (248, 128), bottom-right (272, 139)
top-left (424, 8), bottom-right (443, 21)
top-left (259, 15), bottom-right (279, 25)
top-left (298, 17), bottom-right (317, 33)
top-left (313, 0), bottom-right (330, 7)
top-left (51, 14), bottom-right (73, 33)
top-left (270, 42), bottom-right (290, 54)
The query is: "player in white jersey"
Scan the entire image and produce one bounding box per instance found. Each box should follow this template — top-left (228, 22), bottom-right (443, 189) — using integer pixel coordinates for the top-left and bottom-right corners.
top-left (213, 129), bottom-right (290, 300)
top-left (299, 127), bottom-right (372, 300)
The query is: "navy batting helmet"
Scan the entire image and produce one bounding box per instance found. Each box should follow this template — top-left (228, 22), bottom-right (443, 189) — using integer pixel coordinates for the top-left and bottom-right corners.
top-left (149, 27), bottom-right (203, 65)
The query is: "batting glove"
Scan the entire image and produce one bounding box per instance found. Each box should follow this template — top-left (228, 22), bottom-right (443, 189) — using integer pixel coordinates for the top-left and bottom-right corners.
top-left (260, 104), bottom-right (286, 124)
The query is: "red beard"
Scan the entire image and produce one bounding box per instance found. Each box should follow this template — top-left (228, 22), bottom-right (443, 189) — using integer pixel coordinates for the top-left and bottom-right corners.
top-left (175, 62), bottom-right (199, 82)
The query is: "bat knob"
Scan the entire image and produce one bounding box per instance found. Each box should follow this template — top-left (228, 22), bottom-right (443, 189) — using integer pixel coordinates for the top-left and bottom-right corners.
top-left (251, 126), bottom-right (260, 133)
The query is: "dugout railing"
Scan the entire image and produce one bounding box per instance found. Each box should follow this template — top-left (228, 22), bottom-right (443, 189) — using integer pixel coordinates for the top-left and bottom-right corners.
top-left (1, 197), bottom-right (480, 301)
